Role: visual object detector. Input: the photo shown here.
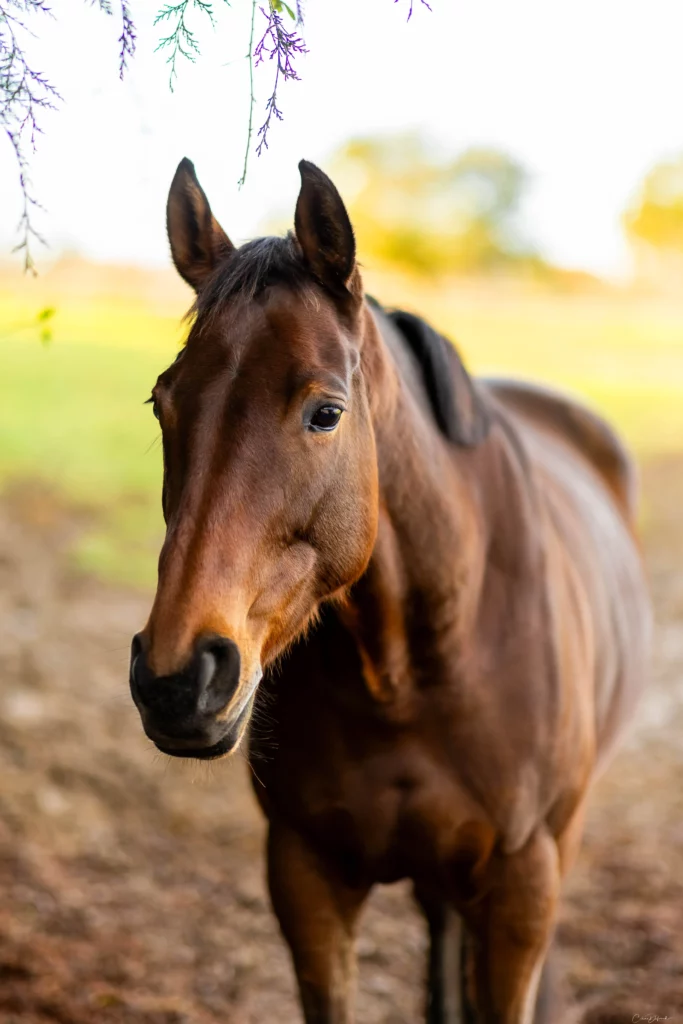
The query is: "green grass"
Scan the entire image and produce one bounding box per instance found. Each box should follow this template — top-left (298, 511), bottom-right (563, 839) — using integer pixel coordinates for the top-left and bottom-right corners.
top-left (0, 317), bottom-right (172, 588)
top-left (2, 280), bottom-right (682, 588)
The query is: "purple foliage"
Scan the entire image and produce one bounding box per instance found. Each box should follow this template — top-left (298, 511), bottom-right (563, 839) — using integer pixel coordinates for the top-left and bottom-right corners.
top-left (254, 4), bottom-right (307, 156)
top-left (1, 0), bottom-right (60, 270)
top-left (2, 0), bottom-right (137, 269)
top-left (3, 0), bottom-right (430, 262)
top-left (394, 0), bottom-right (431, 21)
top-left (118, 0), bottom-right (136, 79)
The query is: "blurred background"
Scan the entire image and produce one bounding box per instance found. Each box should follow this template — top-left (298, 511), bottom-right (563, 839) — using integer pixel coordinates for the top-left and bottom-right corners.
top-left (1, 1), bottom-right (683, 1021)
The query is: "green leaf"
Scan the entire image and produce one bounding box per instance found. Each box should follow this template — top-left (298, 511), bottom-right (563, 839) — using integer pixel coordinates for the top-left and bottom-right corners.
top-left (40, 328), bottom-right (52, 347)
top-left (269, 0), bottom-right (294, 14)
top-left (37, 307), bottom-right (56, 322)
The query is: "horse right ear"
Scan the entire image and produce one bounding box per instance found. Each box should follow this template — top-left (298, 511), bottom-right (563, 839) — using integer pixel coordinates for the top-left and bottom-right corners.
top-left (294, 160), bottom-right (358, 296)
top-left (166, 158), bottom-right (234, 291)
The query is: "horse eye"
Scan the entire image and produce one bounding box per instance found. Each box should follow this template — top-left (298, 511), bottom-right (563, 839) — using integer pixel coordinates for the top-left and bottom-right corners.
top-left (309, 406), bottom-right (343, 432)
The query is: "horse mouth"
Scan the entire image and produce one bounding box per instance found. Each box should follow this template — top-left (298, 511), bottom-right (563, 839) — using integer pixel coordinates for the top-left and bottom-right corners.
top-left (155, 732), bottom-right (236, 761)
top-left (153, 696), bottom-right (254, 761)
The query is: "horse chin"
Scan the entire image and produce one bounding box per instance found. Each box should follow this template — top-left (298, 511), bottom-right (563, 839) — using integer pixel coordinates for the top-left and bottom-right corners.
top-left (154, 696), bottom-right (254, 761)
top-left (155, 733), bottom-right (236, 761)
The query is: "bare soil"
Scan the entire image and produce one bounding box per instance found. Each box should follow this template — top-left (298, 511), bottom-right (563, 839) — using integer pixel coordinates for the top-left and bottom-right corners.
top-left (0, 463), bottom-right (682, 1024)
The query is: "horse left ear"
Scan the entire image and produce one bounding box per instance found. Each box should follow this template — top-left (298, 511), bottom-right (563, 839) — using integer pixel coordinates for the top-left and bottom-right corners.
top-left (294, 160), bottom-right (358, 295)
top-left (167, 158), bottom-right (234, 291)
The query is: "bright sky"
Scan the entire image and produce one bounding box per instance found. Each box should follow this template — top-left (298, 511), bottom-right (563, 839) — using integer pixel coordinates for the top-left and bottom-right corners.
top-left (2, 0), bottom-right (683, 278)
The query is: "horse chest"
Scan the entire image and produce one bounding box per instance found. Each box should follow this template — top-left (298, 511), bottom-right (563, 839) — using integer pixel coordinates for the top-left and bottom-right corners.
top-left (255, 611), bottom-right (559, 887)
top-left (262, 719), bottom-right (491, 888)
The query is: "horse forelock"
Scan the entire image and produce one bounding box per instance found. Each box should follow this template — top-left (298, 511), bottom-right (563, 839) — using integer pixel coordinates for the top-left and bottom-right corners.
top-left (192, 234), bottom-right (310, 323)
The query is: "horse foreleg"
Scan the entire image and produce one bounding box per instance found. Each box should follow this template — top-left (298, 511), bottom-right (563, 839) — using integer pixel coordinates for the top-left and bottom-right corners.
top-left (414, 886), bottom-right (475, 1024)
top-left (267, 821), bottom-right (370, 1024)
top-left (463, 828), bottom-right (561, 1024)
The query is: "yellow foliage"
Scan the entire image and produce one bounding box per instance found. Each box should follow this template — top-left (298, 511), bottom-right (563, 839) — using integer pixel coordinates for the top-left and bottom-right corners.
top-left (330, 133), bottom-right (534, 276)
top-left (625, 155), bottom-right (683, 252)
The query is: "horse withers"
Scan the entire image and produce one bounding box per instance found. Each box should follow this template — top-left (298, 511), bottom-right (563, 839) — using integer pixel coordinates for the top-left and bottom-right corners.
top-left (129, 157), bottom-right (651, 1024)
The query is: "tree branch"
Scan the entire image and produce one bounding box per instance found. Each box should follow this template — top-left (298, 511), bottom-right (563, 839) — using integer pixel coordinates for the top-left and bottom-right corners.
top-left (1, 0), bottom-right (60, 271)
top-left (118, 0), bottom-right (136, 78)
top-left (253, 3), bottom-right (306, 157)
top-left (394, 0), bottom-right (431, 21)
top-left (238, 0), bottom-right (257, 187)
top-left (154, 0), bottom-right (218, 90)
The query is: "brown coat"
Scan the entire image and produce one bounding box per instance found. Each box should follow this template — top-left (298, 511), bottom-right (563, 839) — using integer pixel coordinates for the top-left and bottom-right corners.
top-left (131, 159), bottom-right (651, 1024)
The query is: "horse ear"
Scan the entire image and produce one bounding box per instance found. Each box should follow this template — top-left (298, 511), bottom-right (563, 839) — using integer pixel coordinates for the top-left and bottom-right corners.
top-left (294, 160), bottom-right (357, 293)
top-left (167, 158), bottom-right (234, 291)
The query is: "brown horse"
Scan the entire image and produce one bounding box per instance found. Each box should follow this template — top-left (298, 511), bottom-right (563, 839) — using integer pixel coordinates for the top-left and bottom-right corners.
top-left (129, 158), bottom-right (651, 1024)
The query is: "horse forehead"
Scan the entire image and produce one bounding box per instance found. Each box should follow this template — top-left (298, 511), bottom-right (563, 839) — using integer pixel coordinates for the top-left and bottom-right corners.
top-left (260, 287), bottom-right (352, 369)
top-left (177, 288), bottom-right (351, 403)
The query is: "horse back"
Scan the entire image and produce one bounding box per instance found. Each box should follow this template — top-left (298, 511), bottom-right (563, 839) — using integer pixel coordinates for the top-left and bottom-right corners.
top-left (483, 377), bottom-right (637, 525)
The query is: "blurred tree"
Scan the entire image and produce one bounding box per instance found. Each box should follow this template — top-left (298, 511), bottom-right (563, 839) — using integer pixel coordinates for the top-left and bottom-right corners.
top-left (331, 134), bottom-right (538, 276)
top-left (624, 156), bottom-right (683, 288)
top-left (625, 156), bottom-right (683, 252)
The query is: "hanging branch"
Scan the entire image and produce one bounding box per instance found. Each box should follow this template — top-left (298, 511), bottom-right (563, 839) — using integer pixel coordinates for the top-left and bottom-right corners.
top-left (154, 0), bottom-right (217, 90)
top-left (238, 0), bottom-right (257, 187)
top-left (89, 0), bottom-right (136, 77)
top-left (3, 0), bottom-right (431, 263)
top-left (2, 0), bottom-right (137, 271)
top-left (118, 0), bottom-right (136, 78)
top-left (395, 0), bottom-right (431, 20)
top-left (1, 0), bottom-right (60, 272)
top-left (253, 2), bottom-right (306, 157)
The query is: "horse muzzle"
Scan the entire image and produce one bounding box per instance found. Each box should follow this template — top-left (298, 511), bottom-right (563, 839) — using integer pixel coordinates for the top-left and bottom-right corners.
top-left (129, 632), bottom-right (257, 759)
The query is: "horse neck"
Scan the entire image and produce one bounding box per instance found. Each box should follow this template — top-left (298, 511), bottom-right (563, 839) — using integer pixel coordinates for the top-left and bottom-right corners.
top-left (341, 305), bottom-right (489, 704)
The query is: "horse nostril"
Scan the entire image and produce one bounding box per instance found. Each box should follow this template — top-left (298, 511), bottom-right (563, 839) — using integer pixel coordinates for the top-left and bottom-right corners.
top-left (129, 634), bottom-right (152, 706)
top-left (197, 650), bottom-right (217, 693)
top-left (130, 634), bottom-right (142, 685)
top-left (195, 636), bottom-right (241, 715)
top-left (129, 633), bottom-right (241, 726)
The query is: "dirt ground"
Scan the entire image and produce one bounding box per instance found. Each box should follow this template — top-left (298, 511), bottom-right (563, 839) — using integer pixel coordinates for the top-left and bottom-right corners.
top-left (0, 461), bottom-right (682, 1024)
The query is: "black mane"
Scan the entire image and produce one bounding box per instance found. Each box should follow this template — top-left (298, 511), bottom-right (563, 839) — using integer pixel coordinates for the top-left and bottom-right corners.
top-left (382, 306), bottom-right (490, 448)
